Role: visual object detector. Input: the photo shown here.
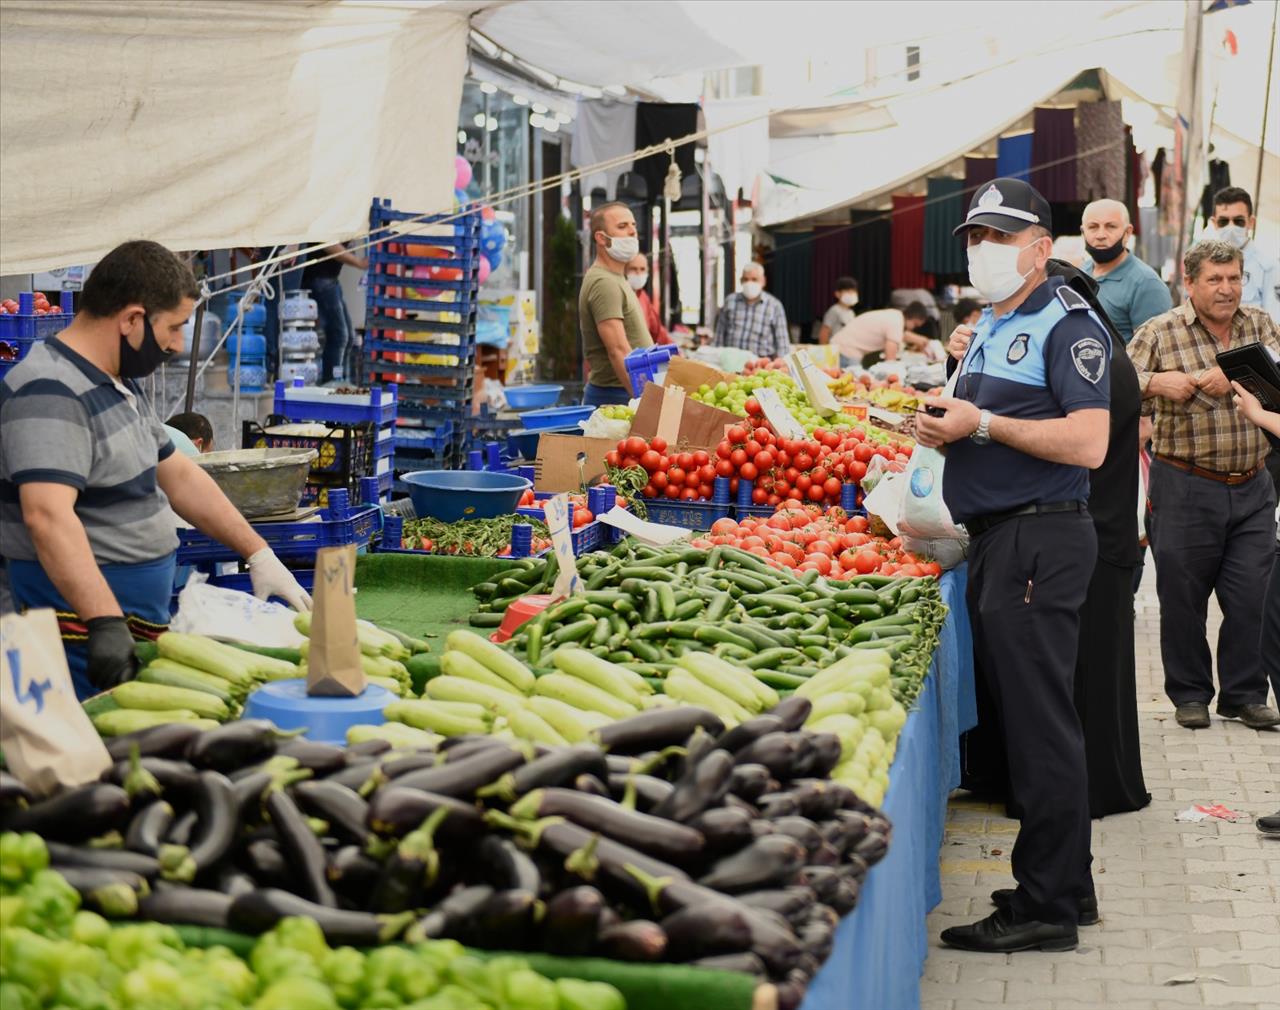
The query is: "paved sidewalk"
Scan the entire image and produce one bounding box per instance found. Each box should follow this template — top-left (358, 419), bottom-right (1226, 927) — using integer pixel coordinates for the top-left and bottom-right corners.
top-left (920, 566), bottom-right (1280, 1010)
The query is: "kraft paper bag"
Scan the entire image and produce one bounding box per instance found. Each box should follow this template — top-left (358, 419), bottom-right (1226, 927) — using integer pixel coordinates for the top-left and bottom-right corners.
top-left (306, 544), bottom-right (367, 697)
top-left (0, 608), bottom-right (112, 797)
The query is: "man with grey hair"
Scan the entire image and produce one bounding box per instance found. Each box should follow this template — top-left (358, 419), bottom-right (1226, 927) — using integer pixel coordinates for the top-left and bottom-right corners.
top-left (1081, 198), bottom-right (1172, 344)
top-left (1127, 239), bottom-right (1280, 730)
top-left (714, 261), bottom-right (790, 360)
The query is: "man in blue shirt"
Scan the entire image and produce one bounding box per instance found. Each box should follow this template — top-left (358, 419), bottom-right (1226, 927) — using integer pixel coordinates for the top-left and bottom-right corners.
top-left (1210, 187), bottom-right (1280, 323)
top-left (713, 262), bottom-right (791, 360)
top-left (1080, 199), bottom-right (1172, 343)
top-left (918, 178), bottom-right (1111, 954)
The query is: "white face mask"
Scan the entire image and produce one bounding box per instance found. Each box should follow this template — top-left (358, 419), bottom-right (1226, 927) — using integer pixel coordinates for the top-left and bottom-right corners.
top-left (603, 234), bottom-right (639, 263)
top-left (1212, 224), bottom-right (1249, 250)
top-left (627, 272), bottom-right (648, 291)
top-left (741, 281), bottom-right (763, 300)
top-left (967, 239), bottom-right (1035, 303)
top-left (839, 292), bottom-right (859, 307)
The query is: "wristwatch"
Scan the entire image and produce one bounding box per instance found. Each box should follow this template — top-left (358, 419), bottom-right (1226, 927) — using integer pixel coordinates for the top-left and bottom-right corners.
top-left (970, 409), bottom-right (993, 445)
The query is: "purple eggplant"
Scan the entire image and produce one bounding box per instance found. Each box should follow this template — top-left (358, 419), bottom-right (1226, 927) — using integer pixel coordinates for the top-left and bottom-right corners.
top-left (660, 904), bottom-right (753, 960)
top-left (166, 809), bottom-right (198, 847)
top-left (186, 720), bottom-right (288, 772)
top-left (606, 773), bottom-right (673, 811)
top-left (105, 722), bottom-right (204, 762)
top-left (344, 739), bottom-right (393, 760)
top-left (573, 774), bottom-right (611, 798)
top-left (756, 792), bottom-right (801, 819)
top-left (770, 817), bottom-right (822, 853)
top-left (716, 715), bottom-right (785, 754)
top-left (829, 876), bottom-right (860, 915)
top-left (652, 750), bottom-right (735, 824)
top-left (737, 887), bottom-right (815, 927)
top-left (775, 978), bottom-right (808, 1010)
top-left (365, 787), bottom-right (485, 840)
top-left (844, 854), bottom-right (870, 883)
top-left (215, 865), bottom-right (257, 899)
top-left (697, 835), bottom-right (807, 894)
top-left (326, 845), bottom-right (382, 901)
top-left (106, 757), bottom-right (199, 799)
top-left (596, 920), bottom-right (668, 962)
top-left (47, 842), bottom-right (160, 880)
top-left (55, 866), bottom-right (149, 917)
top-left (239, 838), bottom-right (295, 890)
top-left (766, 696), bottom-right (812, 732)
top-left (689, 952), bottom-right (767, 977)
top-left (591, 707), bottom-right (724, 754)
top-left (542, 885), bottom-right (606, 956)
top-left (292, 780), bottom-right (369, 846)
top-left (686, 807), bottom-right (753, 856)
top-left (325, 760), bottom-right (379, 791)
top-left (0, 783), bottom-right (130, 842)
top-left (807, 842), bottom-right (842, 867)
top-left (456, 888), bottom-right (542, 950)
top-left (138, 888), bottom-right (232, 929)
top-left (476, 834), bottom-right (541, 892)
top-left (853, 831), bottom-right (890, 867)
top-left (277, 739), bottom-right (347, 776)
top-left (480, 745), bottom-right (608, 803)
top-left (266, 788), bottom-right (336, 906)
top-left (789, 779), bottom-right (843, 820)
top-left (675, 727), bottom-right (721, 780)
top-left (724, 795), bottom-right (761, 818)
top-left (392, 745), bottom-right (524, 798)
top-left (821, 810), bottom-right (872, 852)
top-left (727, 763), bottom-right (775, 801)
top-left (125, 801), bottom-right (175, 857)
top-left (733, 733), bottom-right (801, 780)
top-left (0, 771), bottom-right (33, 808)
top-left (797, 866), bottom-right (841, 905)
top-left (229, 888), bottom-right (413, 945)
top-left (802, 734), bottom-right (842, 778)
top-left (405, 883), bottom-right (494, 942)
top-left (187, 771), bottom-right (237, 877)
top-left (512, 788), bottom-right (705, 865)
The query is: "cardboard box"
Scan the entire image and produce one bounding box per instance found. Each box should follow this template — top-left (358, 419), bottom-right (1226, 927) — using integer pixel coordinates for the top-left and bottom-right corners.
top-left (533, 433), bottom-right (617, 492)
top-left (629, 383), bottom-right (741, 451)
top-left (663, 356), bottom-right (735, 393)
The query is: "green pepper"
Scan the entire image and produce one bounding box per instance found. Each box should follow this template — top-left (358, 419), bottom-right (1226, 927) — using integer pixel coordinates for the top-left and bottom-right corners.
top-left (13, 869), bottom-right (79, 938)
top-left (0, 981), bottom-right (38, 1010)
top-left (319, 947), bottom-right (365, 1010)
top-left (250, 945), bottom-right (323, 989)
top-left (105, 924), bottom-right (182, 973)
top-left (554, 978), bottom-right (626, 1010)
top-left (0, 928), bottom-right (63, 1002)
top-left (252, 978), bottom-right (339, 1010)
top-left (402, 984), bottom-right (489, 1010)
top-left (406, 940), bottom-right (465, 976)
top-left (69, 910), bottom-right (112, 949)
top-left (0, 833), bottom-right (48, 891)
top-left (365, 945), bottom-right (438, 1003)
top-left (269, 916), bottom-right (330, 963)
top-left (445, 955), bottom-right (497, 1005)
top-left (202, 948), bottom-right (256, 1005)
top-left (502, 968), bottom-right (558, 1010)
top-left (54, 972), bottom-right (117, 1010)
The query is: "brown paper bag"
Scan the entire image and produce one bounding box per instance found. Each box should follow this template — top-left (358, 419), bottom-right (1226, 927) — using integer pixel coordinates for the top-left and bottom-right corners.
top-left (0, 608), bottom-right (112, 797)
top-left (306, 544), bottom-right (367, 696)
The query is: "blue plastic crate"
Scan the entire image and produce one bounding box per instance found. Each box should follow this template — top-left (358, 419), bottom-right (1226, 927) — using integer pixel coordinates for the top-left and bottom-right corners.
top-left (732, 480), bottom-right (866, 520)
top-left (395, 423), bottom-right (455, 453)
top-left (176, 502), bottom-right (380, 564)
top-left (378, 516), bottom-right (604, 557)
top-left (302, 472), bottom-right (392, 509)
top-left (272, 380), bottom-right (398, 427)
top-left (624, 344), bottom-right (680, 394)
top-left (642, 498), bottom-right (730, 531)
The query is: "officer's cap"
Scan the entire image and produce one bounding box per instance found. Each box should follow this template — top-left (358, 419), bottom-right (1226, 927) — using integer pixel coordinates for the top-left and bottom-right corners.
top-left (953, 178), bottom-right (1052, 236)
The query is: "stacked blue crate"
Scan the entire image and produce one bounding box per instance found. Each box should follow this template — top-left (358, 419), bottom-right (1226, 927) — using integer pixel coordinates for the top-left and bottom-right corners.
top-left (268, 379), bottom-right (397, 505)
top-left (363, 197), bottom-right (481, 485)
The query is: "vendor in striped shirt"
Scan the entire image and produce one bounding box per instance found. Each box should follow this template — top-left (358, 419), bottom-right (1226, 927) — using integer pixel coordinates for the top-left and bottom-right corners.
top-left (713, 262), bottom-right (791, 360)
top-left (0, 241), bottom-right (312, 700)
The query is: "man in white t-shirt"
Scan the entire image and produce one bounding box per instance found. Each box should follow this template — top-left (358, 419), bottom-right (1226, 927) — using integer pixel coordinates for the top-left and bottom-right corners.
top-left (831, 301), bottom-right (931, 368)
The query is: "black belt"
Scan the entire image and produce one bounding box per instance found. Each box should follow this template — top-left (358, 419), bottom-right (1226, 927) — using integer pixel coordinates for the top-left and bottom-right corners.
top-left (965, 501), bottom-right (1085, 537)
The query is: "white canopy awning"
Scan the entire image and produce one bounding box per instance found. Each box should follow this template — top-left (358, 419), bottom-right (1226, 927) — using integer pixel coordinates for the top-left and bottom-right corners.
top-left (0, 1), bottom-right (470, 275)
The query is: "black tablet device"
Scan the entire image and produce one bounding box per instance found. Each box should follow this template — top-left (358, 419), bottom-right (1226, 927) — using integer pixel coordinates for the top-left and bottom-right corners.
top-left (1216, 342), bottom-right (1280, 413)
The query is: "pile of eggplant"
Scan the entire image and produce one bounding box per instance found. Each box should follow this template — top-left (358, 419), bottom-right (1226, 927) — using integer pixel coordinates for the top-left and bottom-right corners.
top-left (0, 701), bottom-right (890, 1010)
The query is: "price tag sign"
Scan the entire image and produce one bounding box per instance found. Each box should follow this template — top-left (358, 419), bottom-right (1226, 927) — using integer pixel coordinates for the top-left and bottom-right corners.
top-left (307, 544), bottom-right (366, 696)
top-left (543, 494), bottom-right (583, 599)
top-left (752, 386), bottom-right (807, 441)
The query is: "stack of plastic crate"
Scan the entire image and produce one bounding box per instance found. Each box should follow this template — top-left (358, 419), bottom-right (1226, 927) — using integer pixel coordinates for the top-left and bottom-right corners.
top-left (363, 197), bottom-right (481, 486)
top-left (265, 379), bottom-right (397, 506)
top-left (0, 291), bottom-right (74, 381)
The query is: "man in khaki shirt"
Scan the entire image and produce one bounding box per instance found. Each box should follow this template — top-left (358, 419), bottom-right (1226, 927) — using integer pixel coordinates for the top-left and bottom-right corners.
top-left (578, 202), bottom-right (653, 406)
top-left (1127, 239), bottom-right (1280, 731)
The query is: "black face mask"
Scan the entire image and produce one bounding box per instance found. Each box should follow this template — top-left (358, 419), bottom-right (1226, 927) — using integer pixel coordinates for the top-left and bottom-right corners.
top-left (1085, 238), bottom-right (1126, 264)
top-left (119, 314), bottom-right (173, 379)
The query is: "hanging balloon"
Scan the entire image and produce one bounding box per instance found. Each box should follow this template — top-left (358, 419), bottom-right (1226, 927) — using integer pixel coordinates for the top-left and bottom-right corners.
top-left (454, 188), bottom-right (469, 207)
top-left (480, 222), bottom-right (507, 255)
top-left (480, 205), bottom-right (496, 223)
top-left (454, 155), bottom-right (473, 191)
top-left (485, 248), bottom-right (503, 273)
top-left (477, 255), bottom-right (492, 284)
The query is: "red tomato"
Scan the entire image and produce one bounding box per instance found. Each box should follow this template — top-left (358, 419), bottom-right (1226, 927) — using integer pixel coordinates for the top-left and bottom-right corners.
top-left (796, 474), bottom-right (813, 493)
top-left (853, 444), bottom-right (875, 463)
top-left (753, 450), bottom-right (774, 470)
top-left (605, 450), bottom-right (621, 467)
top-left (899, 563), bottom-right (922, 577)
top-left (774, 479), bottom-right (791, 495)
top-left (711, 517), bottom-right (738, 535)
top-left (838, 549), bottom-right (859, 571)
top-left (640, 449), bottom-right (662, 471)
top-left (846, 515), bottom-right (869, 534)
top-left (730, 448), bottom-right (748, 467)
top-left (624, 436), bottom-right (647, 457)
top-left (662, 484), bottom-right (680, 499)
top-left (795, 452), bottom-right (814, 471)
top-left (776, 450), bottom-right (791, 468)
top-left (698, 463), bottom-right (717, 484)
top-left (878, 446), bottom-right (896, 461)
top-left (753, 426), bottom-right (772, 445)
top-left (642, 484), bottom-right (657, 497)
top-left (694, 483), bottom-right (710, 499)
top-left (805, 553), bottom-right (833, 575)
top-left (784, 467), bottom-right (800, 484)
top-left (681, 487), bottom-right (699, 500)
top-left (788, 488), bottom-right (804, 501)
top-left (668, 467), bottom-right (687, 486)
top-left (742, 535), bottom-right (765, 549)
top-left (808, 540), bottom-right (835, 557)
top-left (573, 508), bottom-right (593, 528)
top-left (744, 397), bottom-right (761, 415)
top-left (770, 551), bottom-right (794, 568)
top-left (766, 513), bottom-right (791, 530)
top-left (810, 466), bottom-right (828, 485)
top-left (920, 561), bottom-right (942, 577)
top-left (744, 440), bottom-right (762, 457)
top-left (650, 436), bottom-right (668, 453)
top-left (822, 430), bottom-right (841, 448)
top-left (849, 460), bottom-right (868, 482)
top-left (692, 450), bottom-right (710, 467)
top-left (727, 425), bottom-right (748, 444)
top-left (715, 458), bottom-right (734, 477)
top-left (651, 471), bottom-right (669, 491)
top-left (812, 428), bottom-right (827, 443)
top-left (853, 550), bottom-right (880, 574)
top-left (739, 461), bottom-right (759, 481)
top-left (752, 487), bottom-right (768, 504)
top-left (676, 452), bottom-right (694, 470)
top-left (729, 477), bottom-right (740, 495)
top-left (621, 456), bottom-right (639, 470)
top-left (807, 484), bottom-right (825, 502)
top-left (767, 493), bottom-right (781, 506)
top-left (716, 440), bottom-right (733, 460)
top-left (779, 499), bottom-right (807, 512)
top-left (823, 477), bottom-right (842, 499)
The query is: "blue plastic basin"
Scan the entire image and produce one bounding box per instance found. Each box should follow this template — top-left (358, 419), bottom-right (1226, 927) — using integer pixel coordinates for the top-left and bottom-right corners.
top-left (241, 678), bottom-right (393, 745)
top-left (400, 469), bottom-right (532, 522)
top-left (506, 424), bottom-right (581, 460)
top-left (519, 405), bottom-right (595, 431)
top-left (504, 384), bottom-right (563, 410)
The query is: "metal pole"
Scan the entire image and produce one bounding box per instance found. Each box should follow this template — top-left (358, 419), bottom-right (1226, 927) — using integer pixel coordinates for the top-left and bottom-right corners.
top-left (1254, 1), bottom-right (1278, 222)
top-left (701, 154), bottom-right (713, 333)
top-left (183, 301), bottom-right (205, 413)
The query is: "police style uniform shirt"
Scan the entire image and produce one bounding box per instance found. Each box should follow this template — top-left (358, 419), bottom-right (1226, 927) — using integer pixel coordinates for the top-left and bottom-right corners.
top-left (942, 279), bottom-right (1112, 523)
top-left (1241, 240), bottom-right (1280, 324)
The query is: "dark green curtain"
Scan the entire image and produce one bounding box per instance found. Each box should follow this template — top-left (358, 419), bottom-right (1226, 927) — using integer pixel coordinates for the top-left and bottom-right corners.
top-left (923, 177), bottom-right (966, 275)
top-left (766, 230), bottom-right (815, 330)
top-left (847, 210), bottom-right (893, 311)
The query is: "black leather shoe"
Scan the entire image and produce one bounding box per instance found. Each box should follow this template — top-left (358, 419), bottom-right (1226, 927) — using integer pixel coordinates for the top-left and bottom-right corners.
top-left (940, 907), bottom-right (1078, 953)
top-left (990, 888), bottom-right (1099, 926)
top-left (1216, 703), bottom-right (1280, 729)
top-left (1175, 703), bottom-right (1211, 729)
top-left (1257, 812), bottom-right (1280, 835)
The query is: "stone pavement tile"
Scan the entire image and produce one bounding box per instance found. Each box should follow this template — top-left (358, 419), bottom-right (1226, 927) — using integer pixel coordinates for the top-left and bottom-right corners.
top-left (1106, 980), bottom-right (1214, 1005)
top-left (921, 999), bottom-right (955, 1010)
top-left (1230, 898), bottom-right (1280, 918)
top-left (1104, 943), bottom-right (1197, 966)
top-left (922, 959), bottom-right (961, 984)
top-left (1052, 961), bottom-right (1158, 984)
top-left (1190, 914), bottom-right (1279, 936)
top-left (1005, 980), bottom-right (1102, 1005)
top-left (945, 980), bottom-right (1005, 1008)
top-left (956, 959), bottom-right (1054, 984)
top-left (1240, 930), bottom-right (1280, 952)
top-left (1196, 947), bottom-right (1280, 970)
top-left (1200, 985), bottom-right (1280, 1008)
top-left (1247, 963), bottom-right (1280, 987)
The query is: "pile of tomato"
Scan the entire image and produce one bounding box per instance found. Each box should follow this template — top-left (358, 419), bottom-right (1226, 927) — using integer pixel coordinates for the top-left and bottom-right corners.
top-left (517, 489), bottom-right (601, 529)
top-left (686, 501), bottom-right (941, 579)
top-left (0, 292), bottom-right (61, 316)
top-left (606, 435), bottom-right (722, 502)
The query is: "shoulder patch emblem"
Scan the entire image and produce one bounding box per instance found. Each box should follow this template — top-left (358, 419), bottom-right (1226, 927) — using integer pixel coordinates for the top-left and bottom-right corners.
top-left (1007, 333), bottom-right (1030, 364)
top-left (1056, 286), bottom-right (1091, 312)
top-left (1070, 337), bottom-right (1107, 384)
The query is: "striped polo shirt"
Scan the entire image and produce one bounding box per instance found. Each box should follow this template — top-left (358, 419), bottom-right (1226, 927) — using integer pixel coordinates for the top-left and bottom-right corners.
top-left (0, 337), bottom-right (178, 565)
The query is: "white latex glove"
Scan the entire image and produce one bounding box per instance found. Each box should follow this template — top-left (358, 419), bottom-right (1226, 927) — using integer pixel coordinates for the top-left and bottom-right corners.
top-left (247, 548), bottom-right (313, 611)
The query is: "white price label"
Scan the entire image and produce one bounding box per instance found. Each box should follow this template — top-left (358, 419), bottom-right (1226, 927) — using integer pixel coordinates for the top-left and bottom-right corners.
top-left (752, 387), bottom-right (807, 440)
top-left (543, 494), bottom-right (583, 598)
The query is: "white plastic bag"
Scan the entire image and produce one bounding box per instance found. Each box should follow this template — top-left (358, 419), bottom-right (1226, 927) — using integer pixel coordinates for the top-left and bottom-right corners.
top-left (171, 574), bottom-right (306, 648)
top-left (901, 533), bottom-right (968, 571)
top-left (898, 367), bottom-right (966, 541)
top-left (581, 407), bottom-right (634, 442)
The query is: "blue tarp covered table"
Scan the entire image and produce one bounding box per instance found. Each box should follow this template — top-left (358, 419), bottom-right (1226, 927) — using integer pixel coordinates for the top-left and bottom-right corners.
top-left (803, 565), bottom-right (977, 1010)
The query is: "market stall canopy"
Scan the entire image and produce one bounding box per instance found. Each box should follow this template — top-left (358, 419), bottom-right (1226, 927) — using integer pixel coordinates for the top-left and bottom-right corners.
top-left (0, 1), bottom-right (469, 275)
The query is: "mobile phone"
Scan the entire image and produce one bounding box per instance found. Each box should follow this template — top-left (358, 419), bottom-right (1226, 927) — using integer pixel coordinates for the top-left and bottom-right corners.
top-left (923, 405), bottom-right (947, 418)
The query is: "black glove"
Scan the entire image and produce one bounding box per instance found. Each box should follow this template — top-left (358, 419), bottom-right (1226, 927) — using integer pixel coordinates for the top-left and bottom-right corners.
top-left (85, 617), bottom-right (138, 692)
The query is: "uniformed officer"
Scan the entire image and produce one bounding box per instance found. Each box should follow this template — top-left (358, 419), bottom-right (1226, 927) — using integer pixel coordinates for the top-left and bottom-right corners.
top-left (917, 178), bottom-right (1111, 953)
